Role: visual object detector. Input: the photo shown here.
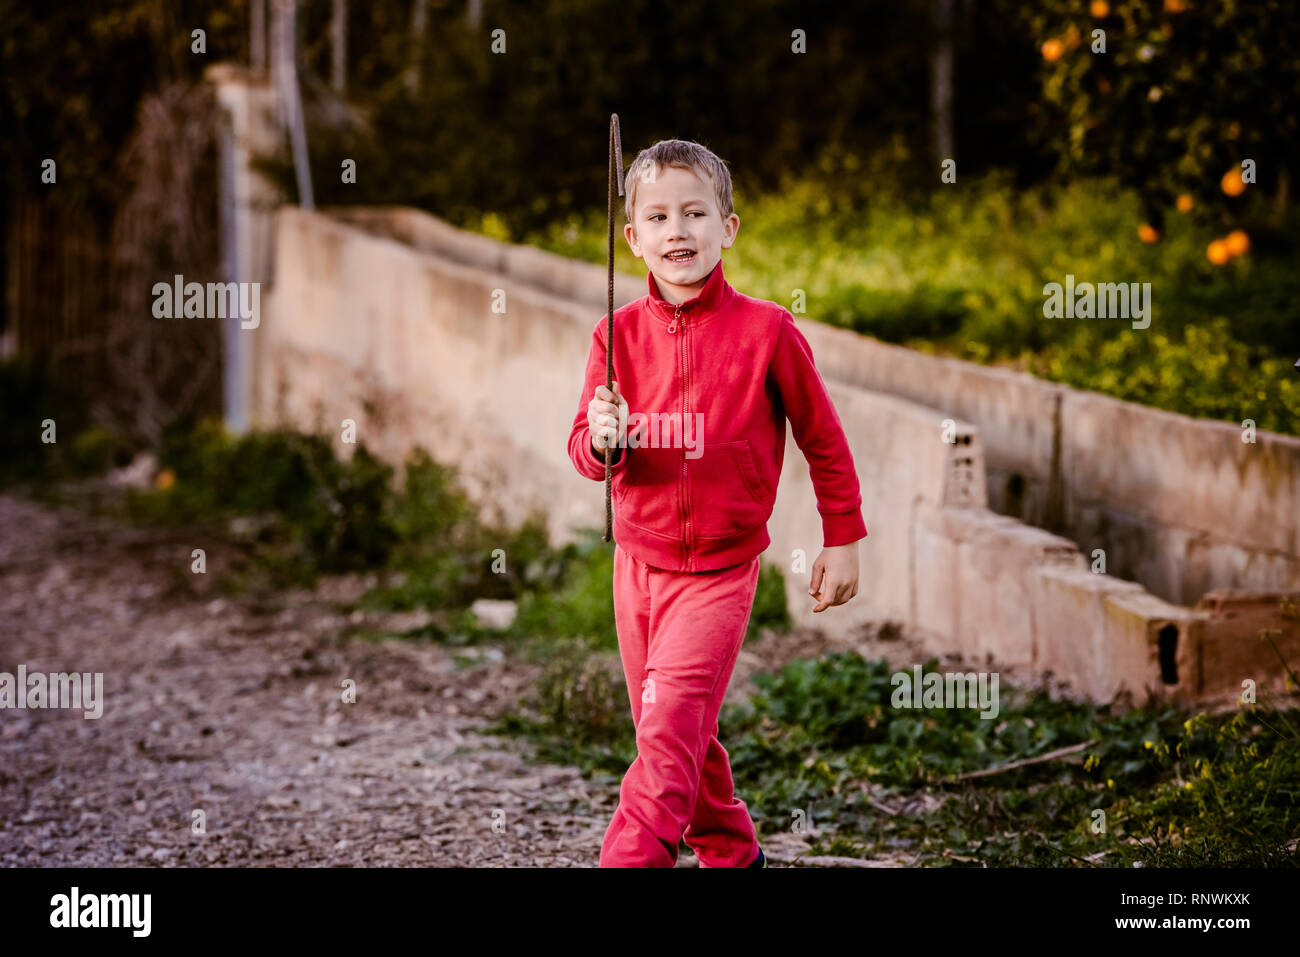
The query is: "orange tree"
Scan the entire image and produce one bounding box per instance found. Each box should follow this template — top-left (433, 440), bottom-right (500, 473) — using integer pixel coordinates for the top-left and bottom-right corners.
top-left (1020, 0), bottom-right (1298, 233)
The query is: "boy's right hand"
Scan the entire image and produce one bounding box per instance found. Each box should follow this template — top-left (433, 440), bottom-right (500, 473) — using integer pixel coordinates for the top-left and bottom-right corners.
top-left (588, 381), bottom-right (629, 451)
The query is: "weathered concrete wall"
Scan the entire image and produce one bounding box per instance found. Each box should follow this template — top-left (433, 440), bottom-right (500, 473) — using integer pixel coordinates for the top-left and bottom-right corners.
top-left (251, 206), bottom-right (1298, 704)
top-left (329, 206), bottom-right (647, 313)
top-left (799, 322), bottom-right (1300, 607)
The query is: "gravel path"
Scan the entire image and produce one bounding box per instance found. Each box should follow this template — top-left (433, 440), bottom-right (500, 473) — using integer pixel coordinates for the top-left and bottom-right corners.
top-left (0, 492), bottom-right (620, 867)
top-left (0, 491), bottom-right (927, 867)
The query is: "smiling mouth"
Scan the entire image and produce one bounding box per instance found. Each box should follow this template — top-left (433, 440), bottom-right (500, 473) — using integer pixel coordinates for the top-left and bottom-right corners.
top-left (664, 250), bottom-right (696, 264)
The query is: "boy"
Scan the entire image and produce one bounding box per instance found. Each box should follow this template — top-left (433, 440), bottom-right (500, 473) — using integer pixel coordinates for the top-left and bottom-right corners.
top-left (565, 139), bottom-right (867, 868)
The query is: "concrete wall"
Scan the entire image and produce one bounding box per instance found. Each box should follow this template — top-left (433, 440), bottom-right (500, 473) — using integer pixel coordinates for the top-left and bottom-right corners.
top-left (799, 322), bottom-right (1300, 607)
top-left (251, 206), bottom-right (1299, 704)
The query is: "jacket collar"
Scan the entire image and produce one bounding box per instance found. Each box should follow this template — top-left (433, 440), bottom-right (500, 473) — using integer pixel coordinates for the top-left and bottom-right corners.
top-left (645, 258), bottom-right (733, 325)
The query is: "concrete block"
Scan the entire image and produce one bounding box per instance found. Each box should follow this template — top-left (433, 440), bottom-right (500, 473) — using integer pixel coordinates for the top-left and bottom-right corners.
top-left (1100, 589), bottom-right (1206, 704)
top-left (1185, 540), bottom-right (1300, 603)
top-left (912, 504), bottom-right (961, 656)
top-left (1195, 590), bottom-right (1300, 700)
top-left (951, 509), bottom-right (1083, 668)
top-left (1031, 565), bottom-right (1146, 700)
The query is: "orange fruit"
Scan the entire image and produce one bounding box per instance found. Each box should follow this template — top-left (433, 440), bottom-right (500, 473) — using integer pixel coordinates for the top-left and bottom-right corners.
top-left (1164, 0), bottom-right (1187, 12)
top-left (1206, 239), bottom-right (1230, 265)
top-left (1042, 39), bottom-right (1063, 61)
top-left (1225, 230), bottom-right (1250, 256)
top-left (1176, 194), bottom-right (1193, 213)
top-left (1220, 169), bottom-right (1247, 196)
top-left (155, 468), bottom-right (176, 491)
top-left (1138, 223), bottom-right (1160, 243)
top-left (1090, 0), bottom-right (1109, 16)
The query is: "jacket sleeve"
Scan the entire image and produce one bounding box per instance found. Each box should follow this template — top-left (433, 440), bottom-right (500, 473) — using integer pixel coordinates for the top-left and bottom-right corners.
top-left (567, 315), bottom-right (631, 481)
top-left (767, 310), bottom-right (868, 547)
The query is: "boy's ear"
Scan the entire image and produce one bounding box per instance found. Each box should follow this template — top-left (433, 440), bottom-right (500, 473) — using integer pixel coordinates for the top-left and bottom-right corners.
top-left (624, 222), bottom-right (643, 257)
top-left (721, 212), bottom-right (740, 249)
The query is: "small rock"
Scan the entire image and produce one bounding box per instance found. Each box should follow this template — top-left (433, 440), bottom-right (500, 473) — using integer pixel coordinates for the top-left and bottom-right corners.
top-left (469, 599), bottom-right (517, 631)
top-left (107, 452), bottom-right (158, 488)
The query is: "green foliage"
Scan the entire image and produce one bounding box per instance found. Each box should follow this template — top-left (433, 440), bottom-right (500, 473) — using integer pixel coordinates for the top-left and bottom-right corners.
top-left (1, 0), bottom-right (248, 217)
top-left (717, 651), bottom-right (1300, 867)
top-left (130, 416), bottom-right (398, 575)
top-left (360, 448), bottom-right (556, 613)
top-left (0, 357), bottom-right (121, 486)
top-left (1028, 318), bottom-right (1300, 435)
top-left (749, 561), bottom-right (792, 642)
top-left (66, 425), bottom-right (131, 477)
top-left (132, 417), bottom-right (585, 609)
top-left (498, 642), bottom-right (1300, 866)
top-left (504, 537), bottom-right (617, 652)
top-left (532, 635), bottom-right (628, 748)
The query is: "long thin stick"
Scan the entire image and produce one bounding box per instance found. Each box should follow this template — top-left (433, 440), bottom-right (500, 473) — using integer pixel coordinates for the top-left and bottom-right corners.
top-left (947, 739), bottom-right (1098, 782)
top-left (603, 114), bottom-right (623, 543)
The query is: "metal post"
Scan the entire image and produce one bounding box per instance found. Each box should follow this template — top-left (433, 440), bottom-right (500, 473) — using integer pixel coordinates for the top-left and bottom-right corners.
top-left (218, 111), bottom-right (247, 432)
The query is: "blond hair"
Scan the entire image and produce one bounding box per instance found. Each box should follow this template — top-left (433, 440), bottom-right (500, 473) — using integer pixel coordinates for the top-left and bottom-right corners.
top-left (623, 139), bottom-right (734, 226)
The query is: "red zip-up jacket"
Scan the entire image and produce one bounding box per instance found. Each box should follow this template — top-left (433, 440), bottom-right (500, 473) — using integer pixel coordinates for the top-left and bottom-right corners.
top-left (566, 258), bottom-right (867, 573)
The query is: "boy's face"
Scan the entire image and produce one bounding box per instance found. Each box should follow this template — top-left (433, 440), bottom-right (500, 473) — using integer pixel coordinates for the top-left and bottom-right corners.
top-left (624, 164), bottom-right (740, 306)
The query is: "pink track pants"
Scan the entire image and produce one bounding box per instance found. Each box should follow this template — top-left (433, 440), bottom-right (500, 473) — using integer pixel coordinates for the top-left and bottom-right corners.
top-left (599, 544), bottom-right (762, 868)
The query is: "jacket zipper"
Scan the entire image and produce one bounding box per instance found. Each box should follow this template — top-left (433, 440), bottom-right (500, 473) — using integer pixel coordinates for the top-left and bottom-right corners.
top-left (669, 304), bottom-right (693, 571)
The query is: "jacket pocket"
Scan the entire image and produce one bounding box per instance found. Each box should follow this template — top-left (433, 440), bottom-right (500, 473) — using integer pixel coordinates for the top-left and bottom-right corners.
top-left (612, 449), bottom-right (632, 502)
top-left (614, 447), bottom-right (681, 539)
top-left (692, 440), bottom-right (772, 540)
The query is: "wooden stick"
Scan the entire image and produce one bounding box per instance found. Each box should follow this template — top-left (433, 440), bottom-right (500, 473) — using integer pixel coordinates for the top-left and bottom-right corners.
top-left (603, 113), bottom-right (623, 543)
top-left (948, 739), bottom-right (1098, 782)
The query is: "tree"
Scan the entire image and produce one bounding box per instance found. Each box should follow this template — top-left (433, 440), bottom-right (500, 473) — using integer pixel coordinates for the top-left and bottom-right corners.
top-left (1023, 0), bottom-right (1298, 227)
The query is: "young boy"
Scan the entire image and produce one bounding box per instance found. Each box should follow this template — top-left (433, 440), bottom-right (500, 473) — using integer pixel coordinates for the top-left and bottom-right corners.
top-left (565, 139), bottom-right (867, 868)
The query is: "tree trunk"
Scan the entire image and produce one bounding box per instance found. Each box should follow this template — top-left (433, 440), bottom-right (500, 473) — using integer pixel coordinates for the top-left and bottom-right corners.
top-left (251, 0), bottom-right (267, 73)
top-left (931, 0), bottom-right (955, 168)
top-left (331, 0), bottom-right (347, 94)
top-left (407, 0), bottom-right (429, 92)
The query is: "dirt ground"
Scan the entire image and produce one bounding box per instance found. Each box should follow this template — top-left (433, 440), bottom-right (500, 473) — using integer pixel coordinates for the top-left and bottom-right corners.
top-left (0, 490), bottom-right (957, 868)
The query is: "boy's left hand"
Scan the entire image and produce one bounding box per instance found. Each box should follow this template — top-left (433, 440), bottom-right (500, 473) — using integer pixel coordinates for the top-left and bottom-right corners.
top-left (808, 543), bottom-right (859, 613)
